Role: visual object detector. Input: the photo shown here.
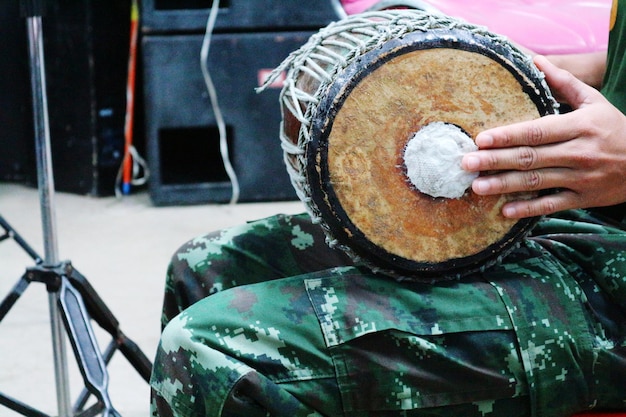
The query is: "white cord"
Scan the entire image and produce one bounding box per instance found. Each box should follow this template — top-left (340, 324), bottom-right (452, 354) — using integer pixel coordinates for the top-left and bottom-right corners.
top-left (114, 145), bottom-right (150, 198)
top-left (200, 0), bottom-right (240, 205)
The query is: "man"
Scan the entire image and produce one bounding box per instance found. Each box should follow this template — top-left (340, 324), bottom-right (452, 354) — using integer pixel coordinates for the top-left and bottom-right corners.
top-left (150, 2), bottom-right (626, 416)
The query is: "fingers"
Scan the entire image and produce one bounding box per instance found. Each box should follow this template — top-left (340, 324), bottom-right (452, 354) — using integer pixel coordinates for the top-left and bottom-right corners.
top-left (461, 146), bottom-right (549, 172)
top-left (462, 126), bottom-right (580, 174)
top-left (463, 56), bottom-right (606, 174)
top-left (471, 167), bottom-right (572, 196)
top-left (457, 55), bottom-right (624, 220)
top-left (472, 112), bottom-right (579, 154)
top-left (499, 191), bottom-right (580, 219)
top-left (472, 55), bottom-right (602, 152)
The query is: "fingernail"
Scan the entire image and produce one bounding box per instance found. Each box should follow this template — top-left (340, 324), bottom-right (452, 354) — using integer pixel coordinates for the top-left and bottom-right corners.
top-left (476, 134), bottom-right (493, 148)
top-left (464, 155), bottom-right (480, 171)
top-left (473, 179), bottom-right (489, 194)
top-left (502, 206), bottom-right (517, 218)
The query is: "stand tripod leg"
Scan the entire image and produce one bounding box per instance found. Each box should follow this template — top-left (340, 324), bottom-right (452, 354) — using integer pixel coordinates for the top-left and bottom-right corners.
top-left (58, 278), bottom-right (120, 417)
top-left (0, 275), bottom-right (49, 417)
top-left (0, 215), bottom-right (43, 264)
top-left (0, 393), bottom-right (49, 417)
top-left (0, 275), bottom-right (30, 322)
top-left (65, 267), bottom-right (153, 382)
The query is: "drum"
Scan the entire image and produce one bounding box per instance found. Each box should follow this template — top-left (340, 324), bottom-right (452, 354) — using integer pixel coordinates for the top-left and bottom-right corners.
top-left (260, 10), bottom-right (559, 281)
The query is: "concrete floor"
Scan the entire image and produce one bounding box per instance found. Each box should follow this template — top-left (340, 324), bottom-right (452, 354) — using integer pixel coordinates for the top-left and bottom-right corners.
top-left (0, 182), bottom-right (304, 417)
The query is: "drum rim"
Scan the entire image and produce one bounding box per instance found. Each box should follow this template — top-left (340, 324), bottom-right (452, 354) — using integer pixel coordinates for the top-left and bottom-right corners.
top-left (306, 27), bottom-right (557, 280)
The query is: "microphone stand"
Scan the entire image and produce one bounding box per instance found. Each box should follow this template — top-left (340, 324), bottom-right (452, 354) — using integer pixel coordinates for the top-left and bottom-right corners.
top-left (0, 1), bottom-right (153, 416)
top-left (23, 1), bottom-right (71, 414)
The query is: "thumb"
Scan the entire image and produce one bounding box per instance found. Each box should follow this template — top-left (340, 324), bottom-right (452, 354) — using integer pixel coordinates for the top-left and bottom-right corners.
top-left (533, 55), bottom-right (600, 110)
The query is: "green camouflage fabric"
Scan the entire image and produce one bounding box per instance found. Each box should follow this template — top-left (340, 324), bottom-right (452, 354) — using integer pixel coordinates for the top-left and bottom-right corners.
top-left (150, 210), bottom-right (626, 417)
top-left (160, 212), bottom-right (355, 327)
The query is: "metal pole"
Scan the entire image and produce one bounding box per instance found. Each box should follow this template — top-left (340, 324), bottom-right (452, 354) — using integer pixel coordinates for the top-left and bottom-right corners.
top-left (25, 14), bottom-right (72, 417)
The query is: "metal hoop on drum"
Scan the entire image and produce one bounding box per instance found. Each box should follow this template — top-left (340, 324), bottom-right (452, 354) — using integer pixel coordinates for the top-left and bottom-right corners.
top-left (260, 10), bottom-right (559, 282)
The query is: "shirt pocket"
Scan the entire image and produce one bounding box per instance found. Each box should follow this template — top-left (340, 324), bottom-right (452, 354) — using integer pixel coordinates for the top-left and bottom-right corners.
top-left (305, 273), bottom-right (529, 413)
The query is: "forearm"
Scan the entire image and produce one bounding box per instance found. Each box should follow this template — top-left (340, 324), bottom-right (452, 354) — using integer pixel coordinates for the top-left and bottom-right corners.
top-left (543, 51), bottom-right (607, 89)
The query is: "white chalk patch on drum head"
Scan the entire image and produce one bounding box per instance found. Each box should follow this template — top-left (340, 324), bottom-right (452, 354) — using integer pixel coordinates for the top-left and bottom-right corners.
top-left (403, 122), bottom-right (479, 199)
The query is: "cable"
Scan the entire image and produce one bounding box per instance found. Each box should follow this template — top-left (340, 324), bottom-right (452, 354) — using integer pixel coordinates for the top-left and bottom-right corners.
top-left (200, 0), bottom-right (240, 205)
top-left (329, 0), bottom-right (348, 18)
top-left (116, 0), bottom-right (150, 198)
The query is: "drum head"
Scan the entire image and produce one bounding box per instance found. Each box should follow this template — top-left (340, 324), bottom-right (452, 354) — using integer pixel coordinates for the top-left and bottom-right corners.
top-left (306, 28), bottom-right (557, 280)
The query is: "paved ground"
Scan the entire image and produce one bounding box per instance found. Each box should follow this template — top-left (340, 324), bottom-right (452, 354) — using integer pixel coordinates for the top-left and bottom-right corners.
top-left (0, 182), bottom-right (303, 417)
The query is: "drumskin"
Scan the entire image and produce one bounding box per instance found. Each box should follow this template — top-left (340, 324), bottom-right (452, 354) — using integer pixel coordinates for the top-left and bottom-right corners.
top-left (321, 47), bottom-right (538, 268)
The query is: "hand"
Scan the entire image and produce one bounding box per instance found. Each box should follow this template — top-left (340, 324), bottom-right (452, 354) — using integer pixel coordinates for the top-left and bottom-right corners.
top-left (462, 55), bottom-right (626, 219)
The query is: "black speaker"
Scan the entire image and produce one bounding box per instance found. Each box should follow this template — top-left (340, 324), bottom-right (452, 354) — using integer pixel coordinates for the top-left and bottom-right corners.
top-left (141, 2), bottom-right (343, 205)
top-left (0, 1), bottom-right (131, 196)
top-left (142, 31), bottom-right (314, 205)
top-left (42, 0), bottom-right (131, 196)
top-left (140, 0), bottom-right (344, 34)
top-left (0, 2), bottom-right (35, 182)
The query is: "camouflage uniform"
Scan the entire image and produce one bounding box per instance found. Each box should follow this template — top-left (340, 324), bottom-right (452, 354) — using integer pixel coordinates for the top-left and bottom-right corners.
top-left (150, 210), bottom-right (626, 417)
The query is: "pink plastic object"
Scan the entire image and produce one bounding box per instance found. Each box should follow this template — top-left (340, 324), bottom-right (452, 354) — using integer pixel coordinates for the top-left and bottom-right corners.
top-left (340, 0), bottom-right (611, 54)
